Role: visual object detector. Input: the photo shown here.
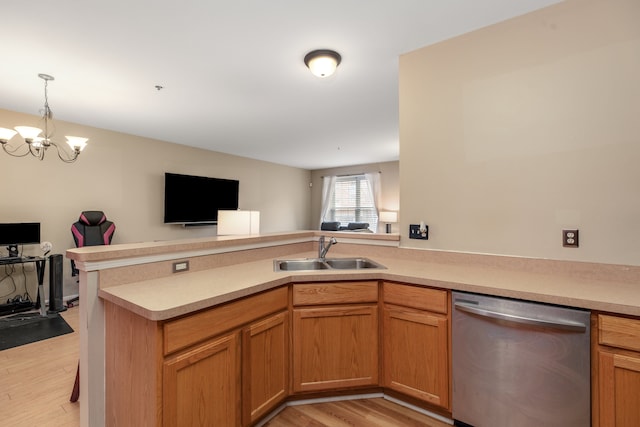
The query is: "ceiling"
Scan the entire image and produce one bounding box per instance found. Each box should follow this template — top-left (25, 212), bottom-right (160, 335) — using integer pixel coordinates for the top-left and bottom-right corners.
top-left (1, 0), bottom-right (560, 170)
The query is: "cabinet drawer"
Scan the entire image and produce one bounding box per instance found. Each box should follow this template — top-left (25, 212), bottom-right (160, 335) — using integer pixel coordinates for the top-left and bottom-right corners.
top-left (293, 281), bottom-right (378, 306)
top-left (164, 286), bottom-right (288, 355)
top-left (599, 314), bottom-right (640, 352)
top-left (383, 282), bottom-right (448, 314)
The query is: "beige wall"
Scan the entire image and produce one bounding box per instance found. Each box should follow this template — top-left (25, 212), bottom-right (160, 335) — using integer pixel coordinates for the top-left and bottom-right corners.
top-left (0, 108), bottom-right (311, 297)
top-left (310, 161), bottom-right (400, 233)
top-left (399, 0), bottom-right (640, 265)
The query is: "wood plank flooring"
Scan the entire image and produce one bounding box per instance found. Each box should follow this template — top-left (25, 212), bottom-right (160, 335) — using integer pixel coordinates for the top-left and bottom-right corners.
top-left (0, 305), bottom-right (451, 427)
top-left (0, 306), bottom-right (80, 427)
top-left (264, 398), bottom-right (451, 427)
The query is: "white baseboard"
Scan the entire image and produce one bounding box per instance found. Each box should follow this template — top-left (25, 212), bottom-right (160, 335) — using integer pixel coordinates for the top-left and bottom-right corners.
top-left (63, 294), bottom-right (79, 302)
top-left (42, 294), bottom-right (79, 306)
top-left (383, 394), bottom-right (454, 425)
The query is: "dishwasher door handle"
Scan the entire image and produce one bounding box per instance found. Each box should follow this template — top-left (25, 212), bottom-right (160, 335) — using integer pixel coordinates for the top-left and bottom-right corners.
top-left (454, 301), bottom-right (587, 332)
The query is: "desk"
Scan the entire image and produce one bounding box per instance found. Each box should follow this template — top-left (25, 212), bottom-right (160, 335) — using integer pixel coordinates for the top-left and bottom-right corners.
top-left (0, 256), bottom-right (47, 316)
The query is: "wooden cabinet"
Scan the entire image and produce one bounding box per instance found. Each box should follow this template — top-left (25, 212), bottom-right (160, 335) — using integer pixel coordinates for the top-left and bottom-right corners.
top-left (382, 282), bottom-right (450, 410)
top-left (242, 311), bottom-right (288, 425)
top-left (105, 278), bottom-right (453, 425)
top-left (594, 314), bottom-right (640, 427)
top-left (105, 286), bottom-right (288, 427)
top-left (292, 281), bottom-right (379, 393)
top-left (163, 332), bottom-right (240, 426)
top-left (105, 302), bottom-right (163, 426)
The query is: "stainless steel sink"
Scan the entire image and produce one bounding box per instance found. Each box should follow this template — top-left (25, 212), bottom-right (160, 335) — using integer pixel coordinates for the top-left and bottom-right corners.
top-left (274, 257), bottom-right (385, 272)
top-left (273, 259), bottom-right (329, 271)
top-left (324, 258), bottom-right (385, 270)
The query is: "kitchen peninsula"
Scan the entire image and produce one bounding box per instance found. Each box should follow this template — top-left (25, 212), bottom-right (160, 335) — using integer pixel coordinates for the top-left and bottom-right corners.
top-left (67, 231), bottom-right (640, 427)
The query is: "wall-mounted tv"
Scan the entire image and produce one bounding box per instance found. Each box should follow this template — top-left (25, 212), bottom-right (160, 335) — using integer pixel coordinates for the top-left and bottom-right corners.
top-left (164, 172), bottom-right (239, 225)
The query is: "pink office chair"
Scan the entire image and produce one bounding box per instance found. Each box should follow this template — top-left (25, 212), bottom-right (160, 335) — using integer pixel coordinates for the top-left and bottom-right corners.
top-left (69, 210), bottom-right (115, 402)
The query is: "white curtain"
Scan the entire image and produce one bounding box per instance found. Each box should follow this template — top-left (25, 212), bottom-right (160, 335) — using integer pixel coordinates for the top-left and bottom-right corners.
top-left (364, 172), bottom-right (381, 220)
top-left (319, 175), bottom-right (336, 228)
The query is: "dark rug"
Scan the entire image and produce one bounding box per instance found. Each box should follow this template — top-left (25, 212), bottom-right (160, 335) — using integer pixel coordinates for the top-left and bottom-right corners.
top-left (0, 312), bottom-right (74, 351)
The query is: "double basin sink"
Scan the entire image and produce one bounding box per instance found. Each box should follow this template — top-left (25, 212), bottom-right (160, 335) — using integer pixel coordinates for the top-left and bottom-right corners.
top-left (274, 257), bottom-right (386, 272)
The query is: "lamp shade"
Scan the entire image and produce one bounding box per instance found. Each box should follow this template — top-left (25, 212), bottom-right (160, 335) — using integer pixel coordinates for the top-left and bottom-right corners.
top-left (379, 211), bottom-right (398, 223)
top-left (15, 126), bottom-right (43, 140)
top-left (217, 210), bottom-right (260, 235)
top-left (66, 136), bottom-right (89, 151)
top-left (0, 127), bottom-right (17, 142)
top-left (31, 137), bottom-right (45, 148)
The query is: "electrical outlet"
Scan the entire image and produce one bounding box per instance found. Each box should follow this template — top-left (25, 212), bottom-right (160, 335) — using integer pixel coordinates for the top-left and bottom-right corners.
top-left (173, 260), bottom-right (190, 273)
top-left (409, 224), bottom-right (429, 240)
top-left (562, 229), bottom-right (579, 248)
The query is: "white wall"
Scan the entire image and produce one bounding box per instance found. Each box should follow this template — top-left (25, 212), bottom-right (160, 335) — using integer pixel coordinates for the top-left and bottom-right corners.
top-left (310, 161), bottom-right (400, 233)
top-left (0, 108), bottom-right (311, 299)
top-left (399, 0), bottom-right (640, 265)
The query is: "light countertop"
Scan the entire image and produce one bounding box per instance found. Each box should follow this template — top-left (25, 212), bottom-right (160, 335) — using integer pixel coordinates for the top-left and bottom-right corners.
top-left (99, 250), bottom-right (640, 321)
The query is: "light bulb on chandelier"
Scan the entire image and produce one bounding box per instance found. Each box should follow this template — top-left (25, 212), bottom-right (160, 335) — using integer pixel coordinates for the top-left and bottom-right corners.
top-left (0, 73), bottom-right (89, 163)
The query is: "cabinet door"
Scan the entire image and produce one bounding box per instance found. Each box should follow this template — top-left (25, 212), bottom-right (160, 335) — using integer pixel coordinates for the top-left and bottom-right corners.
top-left (242, 311), bottom-right (289, 426)
top-left (383, 305), bottom-right (449, 409)
top-left (598, 349), bottom-right (640, 427)
top-left (163, 332), bottom-right (240, 427)
top-left (292, 305), bottom-right (379, 392)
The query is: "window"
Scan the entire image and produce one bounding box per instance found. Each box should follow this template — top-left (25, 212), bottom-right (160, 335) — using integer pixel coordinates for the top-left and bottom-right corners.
top-left (321, 174), bottom-right (379, 231)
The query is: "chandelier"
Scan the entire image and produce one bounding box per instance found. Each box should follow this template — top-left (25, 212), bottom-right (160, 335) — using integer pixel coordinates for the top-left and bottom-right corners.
top-left (0, 74), bottom-right (88, 163)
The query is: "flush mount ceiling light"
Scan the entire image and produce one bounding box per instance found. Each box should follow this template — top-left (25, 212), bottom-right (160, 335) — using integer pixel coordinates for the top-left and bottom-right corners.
top-left (0, 73), bottom-right (89, 163)
top-left (304, 49), bottom-right (342, 78)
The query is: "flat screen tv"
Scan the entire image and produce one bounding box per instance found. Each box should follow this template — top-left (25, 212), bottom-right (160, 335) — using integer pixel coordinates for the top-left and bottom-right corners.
top-left (164, 172), bottom-right (239, 224)
top-left (0, 223), bottom-right (41, 246)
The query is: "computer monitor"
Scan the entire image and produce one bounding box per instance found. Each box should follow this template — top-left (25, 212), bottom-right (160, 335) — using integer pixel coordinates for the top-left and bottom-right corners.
top-left (0, 223), bottom-right (41, 257)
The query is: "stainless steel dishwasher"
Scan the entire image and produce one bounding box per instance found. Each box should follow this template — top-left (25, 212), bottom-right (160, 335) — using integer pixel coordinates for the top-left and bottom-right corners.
top-left (452, 291), bottom-right (590, 427)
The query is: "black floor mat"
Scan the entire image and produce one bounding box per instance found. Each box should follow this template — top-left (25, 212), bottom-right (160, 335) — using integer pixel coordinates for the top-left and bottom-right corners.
top-left (0, 312), bottom-right (74, 351)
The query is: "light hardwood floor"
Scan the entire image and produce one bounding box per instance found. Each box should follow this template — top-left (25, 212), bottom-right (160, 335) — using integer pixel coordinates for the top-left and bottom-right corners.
top-left (0, 306), bottom-right (80, 427)
top-left (264, 398), bottom-right (451, 427)
top-left (0, 306), bottom-right (450, 427)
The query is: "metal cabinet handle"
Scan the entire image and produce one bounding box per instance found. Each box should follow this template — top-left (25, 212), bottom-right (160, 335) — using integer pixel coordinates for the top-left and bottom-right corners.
top-left (454, 301), bottom-right (587, 332)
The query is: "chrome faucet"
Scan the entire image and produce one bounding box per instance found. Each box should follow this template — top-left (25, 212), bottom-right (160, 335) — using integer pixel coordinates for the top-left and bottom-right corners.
top-left (318, 236), bottom-right (337, 259)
